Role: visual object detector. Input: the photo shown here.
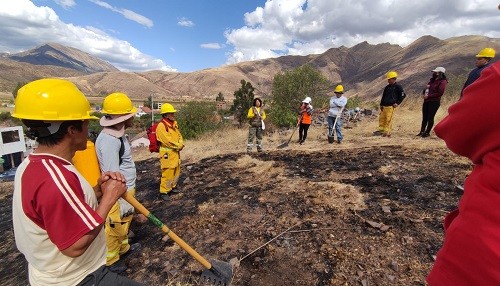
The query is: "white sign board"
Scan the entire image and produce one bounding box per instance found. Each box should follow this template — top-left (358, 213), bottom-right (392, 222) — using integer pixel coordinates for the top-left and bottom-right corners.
top-left (0, 126), bottom-right (26, 156)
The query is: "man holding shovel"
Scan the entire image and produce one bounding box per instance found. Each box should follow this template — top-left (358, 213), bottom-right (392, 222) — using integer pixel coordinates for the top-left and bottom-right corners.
top-left (11, 79), bottom-right (142, 285)
top-left (328, 85), bottom-right (347, 144)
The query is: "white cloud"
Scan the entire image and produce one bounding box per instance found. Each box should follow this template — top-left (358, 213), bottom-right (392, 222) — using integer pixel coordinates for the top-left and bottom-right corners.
top-left (201, 43), bottom-right (223, 49)
top-left (54, 0), bottom-right (76, 9)
top-left (177, 17), bottom-right (195, 27)
top-left (0, 0), bottom-right (173, 71)
top-left (225, 0), bottom-right (500, 64)
top-left (89, 0), bottom-right (153, 28)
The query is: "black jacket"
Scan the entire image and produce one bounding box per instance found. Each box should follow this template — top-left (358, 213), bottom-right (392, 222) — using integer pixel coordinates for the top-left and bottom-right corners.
top-left (380, 83), bottom-right (406, 106)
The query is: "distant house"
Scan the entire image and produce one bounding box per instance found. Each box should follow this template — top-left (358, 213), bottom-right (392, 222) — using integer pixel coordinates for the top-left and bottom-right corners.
top-left (131, 137), bottom-right (149, 148)
top-left (130, 130), bottom-right (149, 148)
top-left (135, 106), bottom-right (150, 117)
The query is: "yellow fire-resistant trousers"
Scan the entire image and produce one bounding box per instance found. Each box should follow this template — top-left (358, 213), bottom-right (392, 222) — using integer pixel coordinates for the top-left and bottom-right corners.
top-left (378, 106), bottom-right (395, 135)
top-left (105, 188), bottom-right (135, 266)
top-left (160, 165), bottom-right (180, 194)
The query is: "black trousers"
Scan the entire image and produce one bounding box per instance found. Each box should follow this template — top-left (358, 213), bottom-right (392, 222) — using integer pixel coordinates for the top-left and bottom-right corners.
top-left (299, 123), bottom-right (310, 142)
top-left (77, 265), bottom-right (143, 286)
top-left (420, 101), bottom-right (440, 134)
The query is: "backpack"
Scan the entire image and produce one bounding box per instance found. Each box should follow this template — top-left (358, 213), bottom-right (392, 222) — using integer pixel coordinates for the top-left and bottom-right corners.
top-left (147, 119), bottom-right (167, 153)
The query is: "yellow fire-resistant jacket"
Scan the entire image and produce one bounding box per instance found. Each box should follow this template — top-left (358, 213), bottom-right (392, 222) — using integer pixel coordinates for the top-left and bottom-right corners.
top-left (156, 119), bottom-right (184, 169)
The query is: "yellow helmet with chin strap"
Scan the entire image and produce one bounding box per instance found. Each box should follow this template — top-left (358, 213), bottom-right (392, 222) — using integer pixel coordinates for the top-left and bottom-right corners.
top-left (12, 78), bottom-right (98, 121)
top-left (386, 71), bottom-right (398, 80)
top-left (160, 103), bottom-right (177, 114)
top-left (101, 92), bottom-right (137, 115)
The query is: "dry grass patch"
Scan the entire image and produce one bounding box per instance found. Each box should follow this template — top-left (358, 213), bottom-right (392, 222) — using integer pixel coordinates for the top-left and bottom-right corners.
top-left (309, 181), bottom-right (366, 212)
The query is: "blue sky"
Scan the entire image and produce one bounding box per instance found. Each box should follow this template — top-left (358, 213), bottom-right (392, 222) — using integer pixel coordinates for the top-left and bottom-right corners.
top-left (1, 0), bottom-right (500, 72)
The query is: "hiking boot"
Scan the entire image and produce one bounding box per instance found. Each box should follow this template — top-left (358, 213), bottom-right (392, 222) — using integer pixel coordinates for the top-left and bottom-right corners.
top-left (108, 260), bottom-right (127, 274)
top-left (422, 132), bottom-right (430, 138)
top-left (121, 243), bottom-right (142, 260)
top-left (416, 132), bottom-right (424, 137)
top-left (337, 140), bottom-right (341, 144)
top-left (257, 148), bottom-right (263, 153)
top-left (159, 193), bottom-right (169, 201)
top-left (299, 140), bottom-right (304, 145)
top-left (373, 130), bottom-right (382, 136)
top-left (169, 188), bottom-right (181, 194)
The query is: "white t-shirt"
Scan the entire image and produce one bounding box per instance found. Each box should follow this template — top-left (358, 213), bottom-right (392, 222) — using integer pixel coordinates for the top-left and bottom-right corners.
top-left (12, 153), bottom-right (106, 285)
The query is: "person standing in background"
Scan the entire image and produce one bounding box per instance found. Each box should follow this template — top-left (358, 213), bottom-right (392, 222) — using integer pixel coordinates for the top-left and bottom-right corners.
top-left (246, 98), bottom-right (266, 152)
top-left (328, 85), bottom-right (347, 144)
top-left (157, 103), bottom-right (184, 200)
top-left (95, 92), bottom-right (141, 274)
top-left (298, 96), bottom-right (313, 145)
top-left (374, 71), bottom-right (406, 137)
top-left (461, 47), bottom-right (495, 98)
top-left (418, 67), bottom-right (448, 138)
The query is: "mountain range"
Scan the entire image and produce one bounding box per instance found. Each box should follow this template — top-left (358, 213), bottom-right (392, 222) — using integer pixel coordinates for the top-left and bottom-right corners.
top-left (1, 35), bottom-right (499, 102)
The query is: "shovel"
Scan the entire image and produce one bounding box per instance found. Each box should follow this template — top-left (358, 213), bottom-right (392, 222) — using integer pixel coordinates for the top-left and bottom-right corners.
top-left (277, 115), bottom-right (302, 149)
top-left (277, 125), bottom-right (298, 149)
top-left (122, 192), bottom-right (233, 285)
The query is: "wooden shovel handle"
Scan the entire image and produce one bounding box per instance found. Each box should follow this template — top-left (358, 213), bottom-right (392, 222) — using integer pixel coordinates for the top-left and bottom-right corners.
top-left (122, 192), bottom-right (213, 270)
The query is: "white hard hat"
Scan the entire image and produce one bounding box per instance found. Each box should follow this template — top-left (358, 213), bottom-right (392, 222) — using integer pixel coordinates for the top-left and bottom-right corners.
top-left (432, 67), bottom-right (446, 73)
top-left (302, 97), bottom-right (312, 104)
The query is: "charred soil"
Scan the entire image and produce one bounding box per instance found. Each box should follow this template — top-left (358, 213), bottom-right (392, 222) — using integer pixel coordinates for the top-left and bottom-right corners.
top-left (1, 144), bottom-right (470, 285)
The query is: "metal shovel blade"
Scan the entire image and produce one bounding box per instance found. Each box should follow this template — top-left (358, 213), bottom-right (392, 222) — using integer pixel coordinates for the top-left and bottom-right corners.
top-left (277, 142), bottom-right (289, 149)
top-left (200, 259), bottom-right (233, 286)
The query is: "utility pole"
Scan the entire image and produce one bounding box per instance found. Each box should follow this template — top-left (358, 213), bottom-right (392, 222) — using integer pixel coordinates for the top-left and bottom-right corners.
top-left (151, 91), bottom-right (155, 126)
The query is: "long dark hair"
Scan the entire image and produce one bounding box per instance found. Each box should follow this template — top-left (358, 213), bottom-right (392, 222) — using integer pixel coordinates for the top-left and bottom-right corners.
top-left (433, 72), bottom-right (447, 80)
top-left (252, 98), bottom-right (262, 107)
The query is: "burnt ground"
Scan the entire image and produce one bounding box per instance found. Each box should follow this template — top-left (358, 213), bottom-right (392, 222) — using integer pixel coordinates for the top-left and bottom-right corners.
top-left (0, 145), bottom-right (471, 286)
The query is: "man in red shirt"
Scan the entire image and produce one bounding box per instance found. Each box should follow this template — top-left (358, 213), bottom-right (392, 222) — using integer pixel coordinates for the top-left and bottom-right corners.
top-left (11, 79), bottom-right (142, 285)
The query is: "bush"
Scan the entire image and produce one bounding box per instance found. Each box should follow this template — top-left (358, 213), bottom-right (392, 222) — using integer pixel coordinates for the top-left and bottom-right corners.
top-left (176, 102), bottom-right (223, 140)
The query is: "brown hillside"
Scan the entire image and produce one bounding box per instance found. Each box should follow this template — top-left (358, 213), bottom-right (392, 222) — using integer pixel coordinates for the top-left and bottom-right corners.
top-left (1, 35), bottom-right (500, 102)
top-left (9, 43), bottom-right (118, 73)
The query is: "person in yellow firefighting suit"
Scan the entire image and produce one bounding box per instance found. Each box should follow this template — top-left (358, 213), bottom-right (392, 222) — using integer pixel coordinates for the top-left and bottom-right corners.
top-left (157, 103), bottom-right (184, 200)
top-left (95, 92), bottom-right (141, 273)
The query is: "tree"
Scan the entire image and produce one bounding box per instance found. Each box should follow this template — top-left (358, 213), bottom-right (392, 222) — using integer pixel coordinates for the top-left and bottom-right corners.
top-left (176, 102), bottom-right (220, 139)
top-left (12, 82), bottom-right (28, 99)
top-left (270, 65), bottom-right (331, 127)
top-left (143, 95), bottom-right (153, 108)
top-left (230, 80), bottom-right (255, 126)
top-left (216, 92), bottom-right (225, 102)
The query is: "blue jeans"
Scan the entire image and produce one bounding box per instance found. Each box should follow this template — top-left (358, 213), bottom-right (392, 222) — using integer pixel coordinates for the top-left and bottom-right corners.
top-left (327, 116), bottom-right (343, 142)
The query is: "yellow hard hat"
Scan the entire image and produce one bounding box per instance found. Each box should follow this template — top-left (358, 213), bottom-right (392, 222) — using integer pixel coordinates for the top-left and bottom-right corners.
top-left (101, 92), bottom-right (137, 115)
top-left (386, 71), bottom-right (398, 80)
top-left (334, 85), bottom-right (344, 93)
top-left (160, 103), bottom-right (177, 114)
top-left (476, 47), bottom-right (495, 58)
top-left (12, 78), bottom-right (98, 121)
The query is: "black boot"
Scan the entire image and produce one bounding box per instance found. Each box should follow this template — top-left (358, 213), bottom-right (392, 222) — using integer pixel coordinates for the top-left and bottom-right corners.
top-left (416, 132), bottom-right (424, 137)
top-left (422, 132), bottom-right (430, 138)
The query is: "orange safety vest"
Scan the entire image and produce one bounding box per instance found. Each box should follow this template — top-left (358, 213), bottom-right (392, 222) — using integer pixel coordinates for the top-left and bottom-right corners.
top-left (301, 112), bottom-right (312, 125)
